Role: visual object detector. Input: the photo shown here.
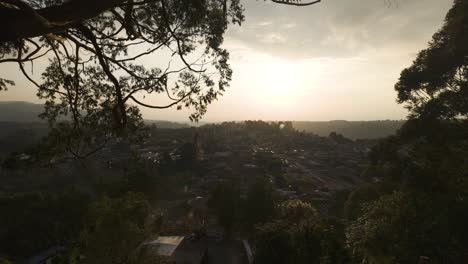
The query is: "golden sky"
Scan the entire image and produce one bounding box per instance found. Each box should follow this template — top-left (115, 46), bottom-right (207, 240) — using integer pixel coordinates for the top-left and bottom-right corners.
top-left (0, 0), bottom-right (453, 122)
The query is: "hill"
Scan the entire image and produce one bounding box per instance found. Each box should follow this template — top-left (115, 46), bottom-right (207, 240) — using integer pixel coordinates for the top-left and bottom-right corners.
top-left (145, 120), bottom-right (190, 129)
top-left (0, 101), bottom-right (44, 123)
top-left (0, 101), bottom-right (192, 128)
top-left (292, 120), bottom-right (405, 139)
top-left (0, 102), bottom-right (405, 140)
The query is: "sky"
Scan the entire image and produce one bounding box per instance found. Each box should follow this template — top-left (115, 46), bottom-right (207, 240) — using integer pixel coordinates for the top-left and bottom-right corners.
top-left (0, 0), bottom-right (453, 122)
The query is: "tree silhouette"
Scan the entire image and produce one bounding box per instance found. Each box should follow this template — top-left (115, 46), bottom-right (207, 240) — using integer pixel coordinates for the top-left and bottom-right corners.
top-left (0, 0), bottom-right (319, 157)
top-left (253, 200), bottom-right (343, 264)
top-left (395, 0), bottom-right (468, 120)
top-left (0, 0), bottom-right (320, 43)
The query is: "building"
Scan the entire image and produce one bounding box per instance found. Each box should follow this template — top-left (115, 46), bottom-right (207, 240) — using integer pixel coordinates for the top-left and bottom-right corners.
top-left (143, 236), bottom-right (208, 264)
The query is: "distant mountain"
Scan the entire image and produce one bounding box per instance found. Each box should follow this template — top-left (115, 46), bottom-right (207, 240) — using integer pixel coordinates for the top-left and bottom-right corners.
top-left (0, 102), bottom-right (191, 128)
top-left (292, 120), bottom-right (405, 139)
top-left (0, 102), bottom-right (404, 139)
top-left (0, 101), bottom-right (45, 123)
top-left (145, 120), bottom-right (190, 129)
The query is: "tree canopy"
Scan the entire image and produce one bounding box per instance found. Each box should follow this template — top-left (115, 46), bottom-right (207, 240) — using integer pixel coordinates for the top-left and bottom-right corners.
top-left (344, 2), bottom-right (468, 262)
top-left (395, 0), bottom-right (468, 120)
top-left (0, 0), bottom-right (320, 157)
top-left (253, 200), bottom-right (345, 264)
top-left (79, 193), bottom-right (159, 264)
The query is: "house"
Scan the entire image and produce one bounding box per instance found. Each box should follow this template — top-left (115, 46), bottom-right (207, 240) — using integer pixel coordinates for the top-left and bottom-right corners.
top-left (143, 235), bottom-right (250, 264)
top-left (143, 236), bottom-right (208, 264)
top-left (144, 236), bottom-right (185, 257)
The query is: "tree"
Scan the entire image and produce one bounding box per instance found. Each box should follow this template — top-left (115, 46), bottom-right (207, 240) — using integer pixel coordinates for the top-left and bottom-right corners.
top-left (0, 190), bottom-right (90, 259)
top-left (0, 0), bottom-right (320, 43)
top-left (343, 184), bottom-right (381, 221)
top-left (0, 258), bottom-right (12, 264)
top-left (343, 2), bottom-right (468, 263)
top-left (243, 177), bottom-right (277, 231)
top-left (328, 132), bottom-right (352, 144)
top-left (78, 193), bottom-right (160, 264)
top-left (124, 157), bottom-right (160, 201)
top-left (1, 0), bottom-right (244, 158)
top-left (254, 200), bottom-right (345, 264)
top-left (207, 182), bottom-right (241, 236)
top-left (345, 120), bottom-right (468, 263)
top-left (395, 0), bottom-right (468, 120)
top-left (0, 0), bottom-right (320, 158)
top-left (345, 190), bottom-right (468, 264)
top-left (178, 142), bottom-right (197, 169)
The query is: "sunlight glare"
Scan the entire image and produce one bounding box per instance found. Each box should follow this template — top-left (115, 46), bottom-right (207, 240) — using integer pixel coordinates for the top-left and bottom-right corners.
top-left (260, 61), bottom-right (303, 96)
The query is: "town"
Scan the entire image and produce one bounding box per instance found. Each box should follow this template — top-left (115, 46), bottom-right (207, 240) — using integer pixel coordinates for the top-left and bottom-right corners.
top-left (1, 120), bottom-right (377, 263)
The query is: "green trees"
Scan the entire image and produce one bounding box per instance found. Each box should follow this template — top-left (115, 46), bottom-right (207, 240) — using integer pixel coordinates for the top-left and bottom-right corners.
top-left (207, 178), bottom-right (278, 237)
top-left (125, 158), bottom-right (160, 201)
top-left (243, 177), bottom-right (277, 231)
top-left (395, 0), bottom-right (468, 120)
top-left (0, 190), bottom-right (90, 258)
top-left (79, 193), bottom-right (160, 264)
top-left (0, 186), bottom-right (162, 262)
top-left (253, 200), bottom-right (345, 264)
top-left (207, 182), bottom-right (241, 236)
top-left (0, 258), bottom-right (12, 264)
top-left (344, 120), bottom-right (468, 263)
top-left (346, 187), bottom-right (468, 263)
top-left (344, 1), bottom-right (468, 262)
top-left (346, 192), bottom-right (425, 263)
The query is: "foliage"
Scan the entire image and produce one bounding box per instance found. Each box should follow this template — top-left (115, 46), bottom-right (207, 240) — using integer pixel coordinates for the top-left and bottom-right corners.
top-left (344, 13), bottom-right (468, 255)
top-left (177, 142), bottom-right (198, 169)
top-left (395, 0), bottom-right (468, 119)
top-left (346, 118), bottom-right (468, 263)
top-left (78, 192), bottom-right (160, 264)
top-left (124, 158), bottom-right (160, 201)
top-left (328, 132), bottom-right (353, 144)
top-left (347, 192), bottom-right (422, 263)
top-left (242, 177), bottom-right (278, 231)
top-left (207, 182), bottom-right (241, 236)
top-left (0, 0), bottom-right (246, 158)
top-left (343, 185), bottom-right (381, 221)
top-left (254, 200), bottom-right (346, 264)
top-left (292, 120), bottom-right (404, 140)
top-left (0, 0), bottom-right (322, 159)
top-left (0, 190), bottom-right (90, 258)
top-left (346, 189), bottom-right (468, 264)
top-left (0, 78), bottom-right (14, 91)
top-left (0, 258), bottom-right (12, 264)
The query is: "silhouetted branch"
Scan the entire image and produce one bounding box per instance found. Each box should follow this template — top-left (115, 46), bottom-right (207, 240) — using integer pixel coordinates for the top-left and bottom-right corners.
top-left (17, 41), bottom-right (67, 96)
top-left (78, 24), bottom-right (127, 127)
top-left (0, 38), bottom-right (44, 63)
top-left (271, 0), bottom-right (321, 6)
top-left (160, 0), bottom-right (206, 74)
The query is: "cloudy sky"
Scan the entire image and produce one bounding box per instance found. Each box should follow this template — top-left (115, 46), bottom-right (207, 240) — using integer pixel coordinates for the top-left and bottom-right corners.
top-left (0, 0), bottom-right (453, 122)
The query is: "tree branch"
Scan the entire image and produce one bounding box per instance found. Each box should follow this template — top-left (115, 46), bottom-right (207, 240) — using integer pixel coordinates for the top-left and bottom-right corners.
top-left (270, 0), bottom-right (321, 6)
top-left (78, 24), bottom-right (127, 127)
top-left (0, 0), bottom-right (127, 41)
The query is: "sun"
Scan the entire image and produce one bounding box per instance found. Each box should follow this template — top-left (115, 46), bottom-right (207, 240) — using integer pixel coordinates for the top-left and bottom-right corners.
top-left (260, 60), bottom-right (303, 96)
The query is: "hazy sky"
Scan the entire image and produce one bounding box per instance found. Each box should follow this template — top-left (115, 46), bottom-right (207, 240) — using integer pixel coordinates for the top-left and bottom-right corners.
top-left (0, 0), bottom-right (453, 122)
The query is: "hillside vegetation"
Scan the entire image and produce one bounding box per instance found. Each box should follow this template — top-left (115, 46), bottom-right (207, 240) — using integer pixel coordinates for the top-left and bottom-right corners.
top-left (293, 120), bottom-right (405, 139)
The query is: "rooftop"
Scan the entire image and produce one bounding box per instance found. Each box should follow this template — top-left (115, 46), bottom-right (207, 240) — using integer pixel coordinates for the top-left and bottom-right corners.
top-left (143, 236), bottom-right (185, 256)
